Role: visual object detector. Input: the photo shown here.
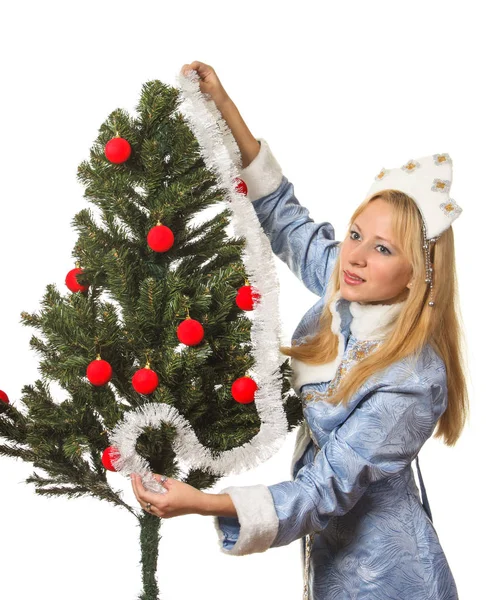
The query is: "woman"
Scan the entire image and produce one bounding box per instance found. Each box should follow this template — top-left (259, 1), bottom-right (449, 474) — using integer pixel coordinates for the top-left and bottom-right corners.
top-left (131, 61), bottom-right (467, 600)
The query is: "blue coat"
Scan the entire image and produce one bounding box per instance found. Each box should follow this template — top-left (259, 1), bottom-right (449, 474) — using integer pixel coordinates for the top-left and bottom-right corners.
top-left (212, 139), bottom-right (458, 600)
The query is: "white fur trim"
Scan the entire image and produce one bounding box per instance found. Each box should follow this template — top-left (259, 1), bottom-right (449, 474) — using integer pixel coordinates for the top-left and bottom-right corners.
top-left (349, 299), bottom-right (406, 340)
top-left (290, 294), bottom-right (407, 393)
top-left (290, 357), bottom-right (340, 393)
top-left (290, 292), bottom-right (345, 393)
top-left (238, 138), bottom-right (284, 202)
top-left (212, 484), bottom-right (279, 555)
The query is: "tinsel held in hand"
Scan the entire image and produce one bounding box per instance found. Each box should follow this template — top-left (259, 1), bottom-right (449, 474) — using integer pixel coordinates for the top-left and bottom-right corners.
top-left (0, 79), bottom-right (303, 600)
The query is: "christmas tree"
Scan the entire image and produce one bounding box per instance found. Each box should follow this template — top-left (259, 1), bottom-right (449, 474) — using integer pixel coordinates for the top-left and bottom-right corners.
top-left (0, 79), bottom-right (302, 599)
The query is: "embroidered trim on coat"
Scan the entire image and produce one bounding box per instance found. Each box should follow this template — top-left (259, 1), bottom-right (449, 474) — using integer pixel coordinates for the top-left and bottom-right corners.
top-left (302, 339), bottom-right (383, 406)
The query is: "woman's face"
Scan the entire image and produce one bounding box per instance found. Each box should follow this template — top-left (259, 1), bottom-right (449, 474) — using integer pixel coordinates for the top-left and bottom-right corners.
top-left (339, 198), bottom-right (414, 305)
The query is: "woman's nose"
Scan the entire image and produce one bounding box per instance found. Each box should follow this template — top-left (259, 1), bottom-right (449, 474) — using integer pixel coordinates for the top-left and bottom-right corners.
top-left (348, 245), bottom-right (367, 264)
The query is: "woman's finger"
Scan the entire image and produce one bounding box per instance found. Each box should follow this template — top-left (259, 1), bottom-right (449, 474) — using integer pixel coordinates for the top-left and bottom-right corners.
top-left (132, 474), bottom-right (165, 506)
top-left (130, 476), bottom-right (160, 516)
top-left (181, 61), bottom-right (200, 76)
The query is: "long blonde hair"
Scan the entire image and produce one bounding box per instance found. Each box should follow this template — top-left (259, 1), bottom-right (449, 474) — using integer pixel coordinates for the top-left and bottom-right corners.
top-left (279, 189), bottom-right (469, 446)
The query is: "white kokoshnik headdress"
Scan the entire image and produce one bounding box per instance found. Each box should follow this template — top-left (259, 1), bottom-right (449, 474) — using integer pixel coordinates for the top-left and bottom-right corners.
top-left (364, 153), bottom-right (463, 307)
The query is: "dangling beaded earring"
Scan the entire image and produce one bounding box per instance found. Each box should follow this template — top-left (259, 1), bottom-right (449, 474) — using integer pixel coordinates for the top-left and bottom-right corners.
top-left (422, 221), bottom-right (440, 307)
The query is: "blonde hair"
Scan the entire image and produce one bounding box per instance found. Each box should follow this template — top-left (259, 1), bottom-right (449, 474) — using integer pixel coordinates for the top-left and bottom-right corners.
top-left (279, 189), bottom-right (469, 446)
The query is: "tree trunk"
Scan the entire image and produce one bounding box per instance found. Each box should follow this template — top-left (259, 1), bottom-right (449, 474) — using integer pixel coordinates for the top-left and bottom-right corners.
top-left (137, 511), bottom-right (162, 600)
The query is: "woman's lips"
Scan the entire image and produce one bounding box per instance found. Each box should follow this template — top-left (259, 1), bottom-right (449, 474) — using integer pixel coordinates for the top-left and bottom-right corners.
top-left (343, 270), bottom-right (365, 285)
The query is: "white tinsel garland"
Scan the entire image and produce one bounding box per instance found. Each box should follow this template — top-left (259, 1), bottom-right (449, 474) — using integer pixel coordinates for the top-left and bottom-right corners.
top-left (110, 71), bottom-right (288, 494)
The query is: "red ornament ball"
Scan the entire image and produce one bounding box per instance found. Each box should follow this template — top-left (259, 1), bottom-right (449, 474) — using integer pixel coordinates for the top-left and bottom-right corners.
top-left (236, 285), bottom-right (261, 311)
top-left (87, 358), bottom-right (113, 386)
top-left (177, 318), bottom-right (204, 346)
top-left (104, 137), bottom-right (132, 164)
top-left (132, 367), bottom-right (159, 394)
top-left (234, 177), bottom-right (248, 196)
top-left (231, 376), bottom-right (258, 404)
top-left (0, 390), bottom-right (9, 404)
top-left (65, 267), bottom-right (89, 293)
top-left (102, 446), bottom-right (120, 472)
top-left (147, 224), bottom-right (175, 252)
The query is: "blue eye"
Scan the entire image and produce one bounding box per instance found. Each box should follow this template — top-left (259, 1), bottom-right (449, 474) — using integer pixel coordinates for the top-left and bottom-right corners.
top-left (349, 230), bottom-right (391, 255)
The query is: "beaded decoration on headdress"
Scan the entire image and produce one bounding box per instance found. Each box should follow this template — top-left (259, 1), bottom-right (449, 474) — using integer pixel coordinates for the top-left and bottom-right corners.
top-left (422, 224), bottom-right (439, 306)
top-left (366, 153), bottom-right (462, 307)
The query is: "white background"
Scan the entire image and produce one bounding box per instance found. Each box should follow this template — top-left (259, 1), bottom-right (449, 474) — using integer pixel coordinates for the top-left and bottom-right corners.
top-left (0, 1), bottom-right (482, 598)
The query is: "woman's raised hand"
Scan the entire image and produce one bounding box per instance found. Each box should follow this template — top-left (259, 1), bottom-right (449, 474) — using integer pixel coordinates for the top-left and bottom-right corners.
top-left (180, 60), bottom-right (260, 169)
top-left (180, 61), bottom-right (230, 107)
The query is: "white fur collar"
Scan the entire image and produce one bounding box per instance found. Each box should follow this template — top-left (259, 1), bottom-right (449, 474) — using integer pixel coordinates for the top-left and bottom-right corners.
top-left (290, 294), bottom-right (406, 392)
top-left (349, 298), bottom-right (405, 341)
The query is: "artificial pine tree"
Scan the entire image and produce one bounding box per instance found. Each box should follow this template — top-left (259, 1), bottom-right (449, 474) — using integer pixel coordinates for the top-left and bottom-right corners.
top-left (0, 79), bottom-right (303, 600)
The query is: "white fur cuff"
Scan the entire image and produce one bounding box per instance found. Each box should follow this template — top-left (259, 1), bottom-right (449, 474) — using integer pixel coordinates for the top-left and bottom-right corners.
top-left (238, 138), bottom-right (284, 202)
top-left (212, 484), bottom-right (279, 555)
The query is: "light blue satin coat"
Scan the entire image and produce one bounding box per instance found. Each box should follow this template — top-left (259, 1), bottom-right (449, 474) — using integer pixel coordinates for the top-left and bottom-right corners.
top-left (217, 175), bottom-right (458, 599)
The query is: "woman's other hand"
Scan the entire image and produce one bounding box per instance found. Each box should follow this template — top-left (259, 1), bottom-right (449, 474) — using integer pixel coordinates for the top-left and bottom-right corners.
top-left (180, 61), bottom-right (230, 108)
top-left (131, 472), bottom-right (207, 518)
